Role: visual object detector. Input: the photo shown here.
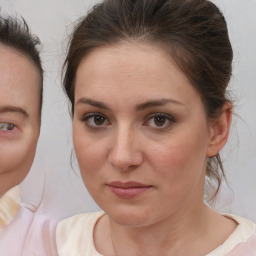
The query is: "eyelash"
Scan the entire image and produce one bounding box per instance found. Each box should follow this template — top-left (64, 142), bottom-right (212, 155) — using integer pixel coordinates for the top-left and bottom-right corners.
top-left (81, 113), bottom-right (110, 129)
top-left (144, 113), bottom-right (176, 130)
top-left (81, 112), bottom-right (175, 130)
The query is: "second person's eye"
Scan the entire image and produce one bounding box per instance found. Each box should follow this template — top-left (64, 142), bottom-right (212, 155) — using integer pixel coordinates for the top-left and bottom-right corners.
top-left (0, 123), bottom-right (15, 131)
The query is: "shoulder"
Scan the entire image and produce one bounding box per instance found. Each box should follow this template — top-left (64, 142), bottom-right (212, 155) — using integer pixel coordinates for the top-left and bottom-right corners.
top-left (225, 232), bottom-right (256, 255)
top-left (225, 215), bottom-right (256, 255)
top-left (57, 211), bottom-right (104, 229)
top-left (56, 211), bottom-right (104, 239)
top-left (0, 186), bottom-right (20, 232)
top-left (227, 214), bottom-right (255, 236)
top-left (207, 214), bottom-right (256, 256)
top-left (56, 211), bottom-right (104, 256)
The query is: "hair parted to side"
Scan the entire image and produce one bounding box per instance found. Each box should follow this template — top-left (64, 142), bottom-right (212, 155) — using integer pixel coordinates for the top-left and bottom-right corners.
top-left (63, 0), bottom-right (233, 202)
top-left (0, 15), bottom-right (43, 112)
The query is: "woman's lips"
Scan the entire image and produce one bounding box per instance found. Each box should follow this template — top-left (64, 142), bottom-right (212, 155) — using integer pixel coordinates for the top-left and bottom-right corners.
top-left (107, 181), bottom-right (153, 199)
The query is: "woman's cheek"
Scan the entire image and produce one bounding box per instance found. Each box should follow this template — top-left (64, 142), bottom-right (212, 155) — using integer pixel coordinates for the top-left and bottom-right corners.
top-left (0, 144), bottom-right (28, 175)
top-left (147, 139), bottom-right (202, 185)
top-left (0, 125), bottom-right (39, 190)
top-left (74, 137), bottom-right (101, 174)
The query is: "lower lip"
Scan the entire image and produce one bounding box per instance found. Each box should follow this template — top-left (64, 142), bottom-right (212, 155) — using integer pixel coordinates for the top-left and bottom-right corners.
top-left (108, 186), bottom-right (151, 199)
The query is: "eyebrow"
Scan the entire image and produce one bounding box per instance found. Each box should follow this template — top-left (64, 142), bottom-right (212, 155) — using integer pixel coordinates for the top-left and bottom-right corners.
top-left (76, 98), bottom-right (110, 110)
top-left (135, 98), bottom-right (185, 111)
top-left (0, 106), bottom-right (29, 117)
top-left (76, 97), bottom-right (184, 111)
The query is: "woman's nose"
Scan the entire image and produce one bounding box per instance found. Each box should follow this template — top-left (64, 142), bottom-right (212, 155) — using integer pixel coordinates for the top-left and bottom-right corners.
top-left (108, 127), bottom-right (143, 172)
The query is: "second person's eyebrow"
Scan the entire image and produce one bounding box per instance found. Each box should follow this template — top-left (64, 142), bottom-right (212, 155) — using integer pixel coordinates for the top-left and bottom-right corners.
top-left (0, 105), bottom-right (28, 117)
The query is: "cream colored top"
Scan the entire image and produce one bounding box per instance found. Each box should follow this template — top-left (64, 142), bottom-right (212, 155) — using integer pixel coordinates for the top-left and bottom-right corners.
top-left (0, 186), bottom-right (20, 232)
top-left (56, 211), bottom-right (256, 256)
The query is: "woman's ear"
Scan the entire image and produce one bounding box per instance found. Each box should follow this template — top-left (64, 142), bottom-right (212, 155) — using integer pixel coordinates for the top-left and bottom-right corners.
top-left (207, 102), bottom-right (232, 157)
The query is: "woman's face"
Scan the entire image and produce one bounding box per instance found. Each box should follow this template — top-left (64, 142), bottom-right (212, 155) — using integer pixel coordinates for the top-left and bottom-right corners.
top-left (0, 47), bottom-right (41, 196)
top-left (73, 42), bottom-right (215, 226)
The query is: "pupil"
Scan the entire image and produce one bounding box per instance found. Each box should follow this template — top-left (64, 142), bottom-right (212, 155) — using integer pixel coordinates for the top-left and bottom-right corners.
top-left (8, 124), bottom-right (14, 130)
top-left (94, 115), bottom-right (105, 125)
top-left (154, 116), bottom-right (165, 126)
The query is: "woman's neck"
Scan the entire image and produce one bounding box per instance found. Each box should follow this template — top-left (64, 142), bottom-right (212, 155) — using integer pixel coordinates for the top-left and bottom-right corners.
top-left (94, 204), bottom-right (237, 256)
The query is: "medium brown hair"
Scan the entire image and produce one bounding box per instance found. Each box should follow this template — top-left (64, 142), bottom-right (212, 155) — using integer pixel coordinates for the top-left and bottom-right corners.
top-left (63, 0), bottom-right (233, 202)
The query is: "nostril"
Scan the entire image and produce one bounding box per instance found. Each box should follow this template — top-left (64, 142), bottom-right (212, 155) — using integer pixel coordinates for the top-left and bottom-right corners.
top-left (108, 147), bottom-right (143, 172)
top-left (109, 155), bottom-right (133, 172)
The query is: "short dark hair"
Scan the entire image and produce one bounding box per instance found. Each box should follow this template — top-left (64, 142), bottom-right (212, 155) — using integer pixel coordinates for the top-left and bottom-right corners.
top-left (0, 15), bottom-right (43, 112)
top-left (63, 0), bottom-right (233, 202)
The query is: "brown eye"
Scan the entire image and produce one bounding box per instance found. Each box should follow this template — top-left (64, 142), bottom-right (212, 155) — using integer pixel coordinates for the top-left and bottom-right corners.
top-left (154, 116), bottom-right (166, 127)
top-left (82, 113), bottom-right (110, 128)
top-left (94, 115), bottom-right (106, 125)
top-left (145, 113), bottom-right (175, 129)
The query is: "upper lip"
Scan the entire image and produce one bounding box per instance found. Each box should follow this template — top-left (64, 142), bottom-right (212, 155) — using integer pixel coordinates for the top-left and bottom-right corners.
top-left (107, 181), bottom-right (152, 188)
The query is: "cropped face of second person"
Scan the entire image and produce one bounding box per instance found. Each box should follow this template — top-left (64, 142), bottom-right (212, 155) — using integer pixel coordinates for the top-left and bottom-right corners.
top-left (73, 42), bottom-right (231, 227)
top-left (0, 46), bottom-right (41, 197)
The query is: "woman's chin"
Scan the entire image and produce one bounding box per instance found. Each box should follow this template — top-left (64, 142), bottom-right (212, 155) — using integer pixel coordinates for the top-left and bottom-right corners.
top-left (106, 209), bottom-right (153, 228)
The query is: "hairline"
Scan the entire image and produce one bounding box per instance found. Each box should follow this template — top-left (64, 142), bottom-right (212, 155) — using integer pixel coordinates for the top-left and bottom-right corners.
top-left (0, 42), bottom-right (43, 118)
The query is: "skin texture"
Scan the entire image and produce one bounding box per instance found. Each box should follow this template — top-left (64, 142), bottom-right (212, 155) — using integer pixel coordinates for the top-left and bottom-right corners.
top-left (73, 42), bottom-right (235, 256)
top-left (0, 46), bottom-right (41, 197)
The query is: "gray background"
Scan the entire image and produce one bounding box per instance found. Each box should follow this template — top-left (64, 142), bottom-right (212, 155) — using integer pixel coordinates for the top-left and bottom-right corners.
top-left (1, 0), bottom-right (256, 222)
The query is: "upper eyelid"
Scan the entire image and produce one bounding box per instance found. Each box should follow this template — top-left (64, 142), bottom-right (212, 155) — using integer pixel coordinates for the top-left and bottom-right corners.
top-left (0, 122), bottom-right (15, 126)
top-left (143, 113), bottom-right (176, 128)
top-left (81, 112), bottom-right (106, 120)
top-left (82, 113), bottom-right (111, 127)
top-left (0, 117), bottom-right (20, 123)
top-left (146, 112), bottom-right (175, 120)
top-left (79, 112), bottom-right (176, 125)
top-left (80, 112), bottom-right (175, 119)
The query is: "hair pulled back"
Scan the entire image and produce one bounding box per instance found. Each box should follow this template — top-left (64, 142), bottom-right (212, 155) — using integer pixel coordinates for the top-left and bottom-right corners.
top-left (63, 0), bottom-right (233, 202)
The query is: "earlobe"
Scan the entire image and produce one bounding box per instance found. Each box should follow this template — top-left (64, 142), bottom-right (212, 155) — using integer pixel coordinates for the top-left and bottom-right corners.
top-left (207, 102), bottom-right (232, 157)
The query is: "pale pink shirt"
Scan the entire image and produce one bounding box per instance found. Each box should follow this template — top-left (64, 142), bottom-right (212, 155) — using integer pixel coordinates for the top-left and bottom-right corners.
top-left (0, 204), bottom-right (58, 255)
top-left (56, 212), bottom-right (256, 256)
top-left (0, 195), bottom-right (57, 256)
